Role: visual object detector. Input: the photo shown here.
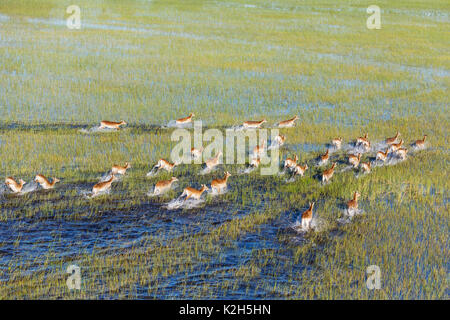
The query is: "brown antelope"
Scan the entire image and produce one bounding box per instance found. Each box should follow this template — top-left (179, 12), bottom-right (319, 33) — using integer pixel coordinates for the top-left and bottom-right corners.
top-left (211, 171), bottom-right (231, 193)
top-left (348, 153), bottom-right (361, 168)
top-left (191, 147), bottom-right (204, 160)
top-left (360, 161), bottom-right (371, 174)
top-left (293, 163), bottom-right (308, 177)
top-left (386, 131), bottom-right (400, 145)
top-left (331, 137), bottom-right (342, 149)
top-left (362, 140), bottom-right (371, 152)
top-left (396, 148), bottom-right (408, 160)
top-left (390, 139), bottom-right (403, 152)
top-left (34, 174), bottom-right (60, 189)
top-left (273, 134), bottom-right (286, 147)
top-left (250, 157), bottom-right (261, 168)
top-left (358, 135), bottom-right (370, 150)
top-left (92, 175), bottom-right (117, 195)
top-left (153, 177), bottom-right (178, 195)
top-left (347, 192), bottom-right (360, 211)
top-left (376, 148), bottom-right (390, 162)
top-left (205, 151), bottom-right (222, 170)
top-left (301, 202), bottom-right (315, 230)
top-left (414, 135), bottom-right (427, 148)
top-left (319, 149), bottom-right (329, 164)
top-left (277, 116), bottom-right (299, 128)
top-left (322, 163), bottom-right (336, 183)
top-left (99, 120), bottom-right (127, 130)
top-left (181, 184), bottom-right (209, 201)
top-left (5, 177), bottom-right (26, 193)
top-left (111, 162), bottom-right (131, 175)
top-left (356, 133), bottom-right (368, 145)
top-left (253, 142), bottom-right (265, 158)
top-left (176, 113), bottom-right (194, 124)
top-left (284, 154), bottom-right (298, 170)
top-left (156, 159), bottom-right (178, 172)
top-left (242, 119), bottom-right (267, 129)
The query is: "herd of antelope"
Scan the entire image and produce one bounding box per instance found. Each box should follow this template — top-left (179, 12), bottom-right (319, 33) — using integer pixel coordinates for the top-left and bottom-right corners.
top-left (3, 114), bottom-right (428, 232)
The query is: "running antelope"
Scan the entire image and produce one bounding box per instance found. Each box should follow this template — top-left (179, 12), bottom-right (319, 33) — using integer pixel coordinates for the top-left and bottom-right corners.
top-left (348, 153), bottom-right (361, 168)
top-left (111, 162), bottom-right (131, 175)
top-left (242, 119), bottom-right (267, 129)
top-left (205, 151), bottom-right (222, 170)
top-left (284, 154), bottom-right (298, 170)
top-left (347, 192), bottom-right (360, 212)
top-left (176, 113), bottom-right (195, 125)
top-left (273, 134), bottom-right (286, 147)
top-left (376, 148), bottom-right (390, 162)
top-left (250, 157), bottom-right (261, 168)
top-left (156, 159), bottom-right (178, 172)
top-left (153, 177), bottom-right (178, 195)
top-left (181, 184), bottom-right (209, 201)
top-left (301, 202), bottom-right (315, 230)
top-left (389, 139), bottom-right (403, 152)
top-left (322, 163), bottom-right (336, 183)
top-left (293, 163), bottom-right (308, 177)
top-left (253, 142), bottom-right (265, 158)
top-left (191, 147), bottom-right (204, 160)
top-left (211, 171), bottom-right (231, 193)
top-left (319, 149), bottom-right (329, 164)
top-left (396, 148), bottom-right (408, 160)
top-left (386, 131), bottom-right (400, 145)
top-left (362, 140), bottom-right (371, 152)
top-left (360, 161), bottom-right (371, 174)
top-left (92, 175), bottom-right (117, 195)
top-left (414, 135), bottom-right (427, 149)
top-left (358, 135), bottom-right (370, 150)
top-left (34, 175), bottom-right (60, 189)
top-left (331, 137), bottom-right (343, 149)
top-left (277, 116), bottom-right (299, 128)
top-left (5, 177), bottom-right (26, 193)
top-left (99, 120), bottom-right (127, 130)
top-left (356, 133), bottom-right (368, 145)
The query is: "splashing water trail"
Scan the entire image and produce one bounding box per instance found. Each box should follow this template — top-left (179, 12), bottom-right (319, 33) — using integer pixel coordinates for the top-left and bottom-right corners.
top-left (229, 125), bottom-right (244, 131)
top-left (79, 126), bottom-right (118, 134)
top-left (208, 187), bottom-right (227, 197)
top-left (200, 166), bottom-right (218, 175)
top-left (338, 208), bottom-right (363, 224)
top-left (146, 166), bottom-right (159, 177)
top-left (18, 181), bottom-right (39, 195)
top-left (165, 196), bottom-right (205, 210)
top-left (292, 216), bottom-right (324, 233)
top-left (163, 120), bottom-right (193, 129)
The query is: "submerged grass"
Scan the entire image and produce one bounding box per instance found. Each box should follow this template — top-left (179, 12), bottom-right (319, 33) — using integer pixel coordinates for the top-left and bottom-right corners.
top-left (0, 0), bottom-right (448, 299)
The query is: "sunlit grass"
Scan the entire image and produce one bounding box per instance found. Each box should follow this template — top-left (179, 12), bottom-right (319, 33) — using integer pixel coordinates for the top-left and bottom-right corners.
top-left (0, 0), bottom-right (448, 299)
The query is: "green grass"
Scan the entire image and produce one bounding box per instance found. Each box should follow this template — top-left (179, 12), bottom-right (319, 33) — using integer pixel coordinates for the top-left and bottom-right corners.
top-left (0, 0), bottom-right (448, 299)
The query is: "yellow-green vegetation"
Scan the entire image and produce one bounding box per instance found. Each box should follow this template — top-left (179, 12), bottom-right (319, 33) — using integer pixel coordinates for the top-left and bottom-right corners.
top-left (0, 0), bottom-right (448, 299)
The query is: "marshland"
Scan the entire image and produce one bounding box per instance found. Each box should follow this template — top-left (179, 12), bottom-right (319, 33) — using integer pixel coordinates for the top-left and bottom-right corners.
top-left (0, 0), bottom-right (448, 299)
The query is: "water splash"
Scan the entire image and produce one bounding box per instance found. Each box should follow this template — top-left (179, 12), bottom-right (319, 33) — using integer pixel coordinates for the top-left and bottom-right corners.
top-left (165, 196), bottom-right (205, 210)
top-left (79, 188), bottom-right (111, 199)
top-left (291, 216), bottom-right (324, 233)
top-left (338, 208), bottom-right (363, 224)
top-left (146, 166), bottom-right (160, 177)
top-left (163, 120), bottom-right (193, 129)
top-left (411, 143), bottom-right (428, 151)
top-left (79, 126), bottom-right (120, 134)
top-left (18, 181), bottom-right (39, 195)
top-left (209, 187), bottom-right (228, 197)
top-left (228, 125), bottom-right (245, 131)
top-left (237, 165), bottom-right (257, 175)
top-left (199, 166), bottom-right (219, 175)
